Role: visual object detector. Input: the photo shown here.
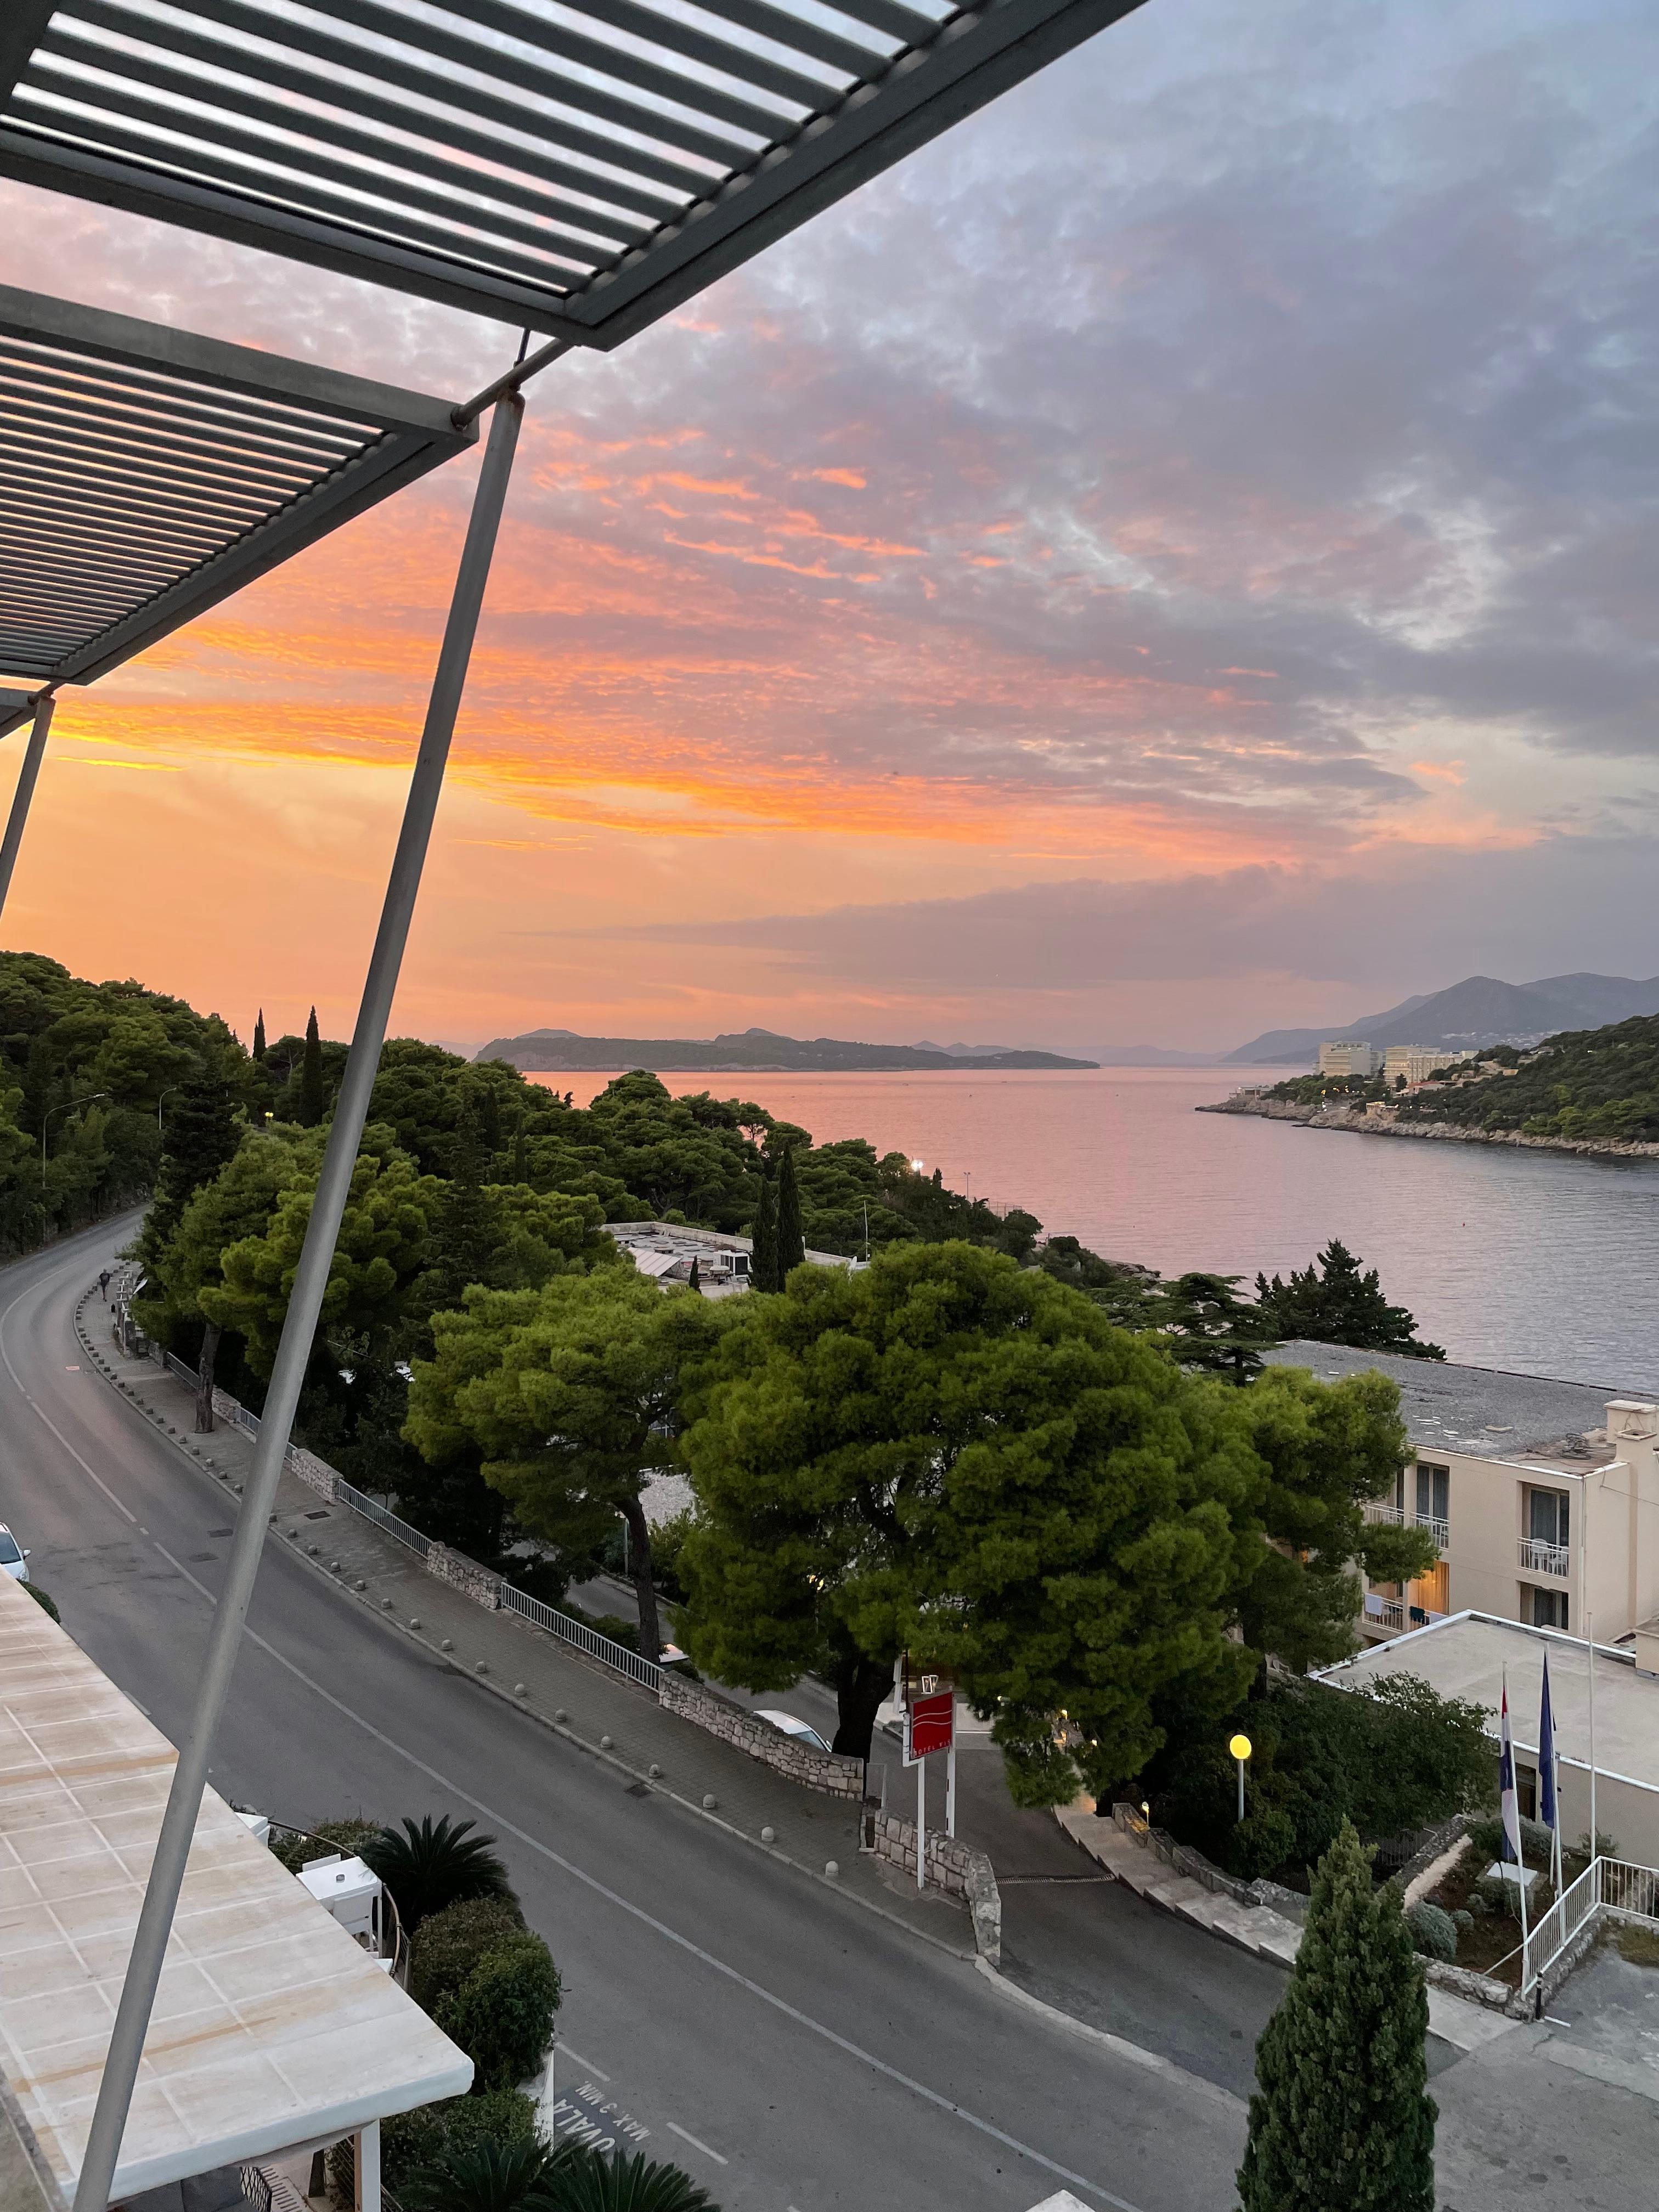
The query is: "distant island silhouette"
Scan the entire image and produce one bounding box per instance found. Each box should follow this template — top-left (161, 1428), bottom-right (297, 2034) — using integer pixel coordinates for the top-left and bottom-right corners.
top-left (474, 1026), bottom-right (1098, 1073)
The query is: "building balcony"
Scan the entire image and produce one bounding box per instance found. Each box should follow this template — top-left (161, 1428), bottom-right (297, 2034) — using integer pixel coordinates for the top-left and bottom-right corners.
top-left (1519, 1534), bottom-right (1570, 1578)
top-left (1363, 1594), bottom-right (1406, 1631)
top-left (1364, 1499), bottom-right (1449, 1550)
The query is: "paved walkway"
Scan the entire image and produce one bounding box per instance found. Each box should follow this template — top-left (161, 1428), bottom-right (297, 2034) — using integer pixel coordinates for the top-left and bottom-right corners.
top-left (77, 1301), bottom-right (971, 1959)
top-left (1056, 1807), bottom-right (1521, 2055)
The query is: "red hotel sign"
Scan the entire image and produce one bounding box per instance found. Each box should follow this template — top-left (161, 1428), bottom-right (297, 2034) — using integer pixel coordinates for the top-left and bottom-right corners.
top-left (909, 1690), bottom-right (955, 1757)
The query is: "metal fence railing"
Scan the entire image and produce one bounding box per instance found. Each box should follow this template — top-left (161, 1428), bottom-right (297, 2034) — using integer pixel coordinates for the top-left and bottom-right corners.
top-left (1522, 1855), bottom-right (1659, 1995)
top-left (501, 1581), bottom-right (661, 1692)
top-left (336, 1479), bottom-right (432, 1561)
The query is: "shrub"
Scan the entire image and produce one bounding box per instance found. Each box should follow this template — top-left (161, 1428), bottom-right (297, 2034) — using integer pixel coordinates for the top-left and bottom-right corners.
top-left (270, 1815), bottom-right (381, 1875)
top-left (437, 1933), bottom-right (562, 2088)
top-left (362, 1814), bottom-right (515, 1932)
top-left (24, 1582), bottom-right (59, 1622)
top-left (1464, 1892), bottom-right (1489, 1920)
top-left (1405, 1900), bottom-right (1458, 1962)
top-left (1473, 1874), bottom-right (1516, 1915)
top-left (329, 2089), bottom-right (539, 2203)
top-left (411, 1894), bottom-right (528, 2015)
top-left (1451, 1909), bottom-right (1474, 1933)
top-left (1229, 1807), bottom-right (1298, 1882)
top-left (1468, 1814), bottom-right (1554, 1866)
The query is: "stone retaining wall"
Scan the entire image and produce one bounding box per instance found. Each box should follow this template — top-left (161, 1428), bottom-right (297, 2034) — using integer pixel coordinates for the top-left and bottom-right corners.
top-left (864, 1809), bottom-right (1001, 1962)
top-left (425, 1542), bottom-right (503, 1608)
top-left (658, 1674), bottom-right (865, 1798)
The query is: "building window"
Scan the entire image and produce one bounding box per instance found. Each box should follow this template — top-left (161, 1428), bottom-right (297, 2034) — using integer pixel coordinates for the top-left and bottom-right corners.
top-left (1516, 1762), bottom-right (1538, 1821)
top-left (1528, 1487), bottom-right (1570, 1549)
top-left (1415, 1462), bottom-right (1449, 1536)
top-left (1528, 1585), bottom-right (1569, 1631)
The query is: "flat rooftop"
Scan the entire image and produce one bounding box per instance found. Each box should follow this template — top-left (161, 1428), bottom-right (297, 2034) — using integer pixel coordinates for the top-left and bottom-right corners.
top-left (0, 1576), bottom-right (470, 2200)
top-left (1263, 1340), bottom-right (1634, 1460)
top-left (1317, 1610), bottom-right (1659, 1797)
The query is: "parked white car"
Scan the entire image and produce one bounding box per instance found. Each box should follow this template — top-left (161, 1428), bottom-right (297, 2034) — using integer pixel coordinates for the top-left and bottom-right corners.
top-left (0, 1524), bottom-right (30, 1583)
top-left (756, 1709), bottom-right (831, 1755)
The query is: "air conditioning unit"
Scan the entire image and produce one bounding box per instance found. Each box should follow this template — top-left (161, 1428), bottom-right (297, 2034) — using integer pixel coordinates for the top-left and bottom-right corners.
top-left (296, 1853), bottom-right (382, 1950)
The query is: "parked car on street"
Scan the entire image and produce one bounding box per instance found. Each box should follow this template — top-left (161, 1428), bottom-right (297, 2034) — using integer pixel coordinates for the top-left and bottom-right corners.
top-left (756, 1709), bottom-right (831, 1755)
top-left (0, 1524), bottom-right (31, 1582)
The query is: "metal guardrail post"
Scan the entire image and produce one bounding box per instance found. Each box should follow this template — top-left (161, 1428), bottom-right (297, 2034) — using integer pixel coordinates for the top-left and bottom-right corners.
top-left (70, 395), bottom-right (523, 2212)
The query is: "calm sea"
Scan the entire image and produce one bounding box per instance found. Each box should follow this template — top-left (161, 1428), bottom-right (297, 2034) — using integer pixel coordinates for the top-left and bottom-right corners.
top-left (526, 1067), bottom-right (1659, 1392)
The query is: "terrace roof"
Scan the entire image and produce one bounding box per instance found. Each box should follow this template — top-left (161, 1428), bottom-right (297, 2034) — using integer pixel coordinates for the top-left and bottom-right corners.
top-left (0, 284), bottom-right (473, 720)
top-left (0, 1572), bottom-right (471, 2202)
top-left (0, 0), bottom-right (1148, 347)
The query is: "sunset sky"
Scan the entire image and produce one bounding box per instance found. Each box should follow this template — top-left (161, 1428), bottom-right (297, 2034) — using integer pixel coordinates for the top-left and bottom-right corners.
top-left (3, 0), bottom-right (1655, 1056)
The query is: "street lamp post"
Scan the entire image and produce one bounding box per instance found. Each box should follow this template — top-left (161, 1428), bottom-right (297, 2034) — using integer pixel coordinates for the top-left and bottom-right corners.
top-left (41, 1092), bottom-right (109, 1185)
top-left (1230, 1732), bottom-right (1252, 1825)
top-left (157, 1084), bottom-right (183, 1132)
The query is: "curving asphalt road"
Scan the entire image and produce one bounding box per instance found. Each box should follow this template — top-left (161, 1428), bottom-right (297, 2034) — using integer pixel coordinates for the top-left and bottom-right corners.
top-left (0, 1222), bottom-right (1251, 2212)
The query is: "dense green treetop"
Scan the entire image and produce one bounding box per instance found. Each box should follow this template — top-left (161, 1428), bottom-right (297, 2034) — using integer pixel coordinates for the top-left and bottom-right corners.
top-left (1256, 1238), bottom-right (1446, 1358)
top-left (405, 1271), bottom-right (724, 1658)
top-left (680, 1242), bottom-right (1264, 1790)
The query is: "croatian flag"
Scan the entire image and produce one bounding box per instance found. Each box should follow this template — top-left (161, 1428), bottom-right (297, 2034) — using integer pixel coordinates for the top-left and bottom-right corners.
top-left (1498, 1675), bottom-right (1523, 1866)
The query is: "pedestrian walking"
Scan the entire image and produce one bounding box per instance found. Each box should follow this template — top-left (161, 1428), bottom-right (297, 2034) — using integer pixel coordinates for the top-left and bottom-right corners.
top-left (98, 1268), bottom-right (110, 1301)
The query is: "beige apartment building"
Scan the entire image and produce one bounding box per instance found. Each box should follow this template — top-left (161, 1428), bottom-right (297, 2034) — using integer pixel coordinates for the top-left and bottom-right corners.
top-left (1317, 1040), bottom-right (1383, 1076)
top-left (1263, 1342), bottom-right (1659, 1647)
top-left (1381, 1044), bottom-right (1480, 1086)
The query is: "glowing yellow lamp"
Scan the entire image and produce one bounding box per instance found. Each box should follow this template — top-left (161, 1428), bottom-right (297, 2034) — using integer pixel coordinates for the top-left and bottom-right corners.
top-left (1229, 1733), bottom-right (1252, 1762)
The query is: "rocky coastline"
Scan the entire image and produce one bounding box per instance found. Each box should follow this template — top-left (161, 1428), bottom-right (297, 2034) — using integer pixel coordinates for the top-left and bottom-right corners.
top-left (1197, 1092), bottom-right (1659, 1163)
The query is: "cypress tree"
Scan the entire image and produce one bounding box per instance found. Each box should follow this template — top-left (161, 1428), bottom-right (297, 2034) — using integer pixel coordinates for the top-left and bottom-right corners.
top-left (751, 1176), bottom-right (777, 1292)
top-left (297, 1007), bottom-right (325, 1127)
top-left (775, 1143), bottom-right (805, 1280)
top-left (1238, 1821), bottom-right (1436, 2212)
top-left (252, 1008), bottom-right (267, 1062)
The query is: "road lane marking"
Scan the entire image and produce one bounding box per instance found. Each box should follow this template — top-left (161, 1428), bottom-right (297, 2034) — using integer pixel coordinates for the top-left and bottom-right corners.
top-left (10, 1261), bottom-right (1153, 2212)
top-left (667, 2123), bottom-right (727, 2166)
top-left (554, 2044), bottom-right (610, 2082)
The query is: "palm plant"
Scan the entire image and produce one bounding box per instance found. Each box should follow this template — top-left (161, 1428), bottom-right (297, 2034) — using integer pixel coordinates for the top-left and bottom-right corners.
top-left (541, 2147), bottom-right (719, 2211)
top-left (402, 2138), bottom-right (552, 2212)
top-left (360, 1814), bottom-right (514, 1932)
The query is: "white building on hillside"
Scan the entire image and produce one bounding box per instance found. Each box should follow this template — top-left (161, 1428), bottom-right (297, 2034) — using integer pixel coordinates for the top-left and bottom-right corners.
top-left (1317, 1040), bottom-right (1381, 1076)
top-left (1381, 1045), bottom-right (1479, 1086)
top-left (607, 1220), bottom-right (857, 1297)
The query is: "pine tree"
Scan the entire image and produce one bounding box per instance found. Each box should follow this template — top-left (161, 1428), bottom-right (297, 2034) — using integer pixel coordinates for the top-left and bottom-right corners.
top-left (751, 1176), bottom-right (778, 1292)
top-left (1154, 1271), bottom-right (1275, 1384)
top-left (425, 1103), bottom-right (503, 1318)
top-left (775, 1143), bottom-right (805, 1280)
top-left (1238, 1821), bottom-right (1436, 2212)
top-left (144, 1056), bottom-right (244, 1261)
top-left (252, 1009), bottom-right (267, 1063)
top-left (1255, 1238), bottom-right (1444, 1359)
top-left (296, 1007), bottom-right (326, 1127)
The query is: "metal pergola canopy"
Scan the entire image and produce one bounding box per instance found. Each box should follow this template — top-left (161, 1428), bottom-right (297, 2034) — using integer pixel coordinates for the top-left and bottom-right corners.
top-left (0, 0), bottom-right (1147, 349)
top-left (0, 283), bottom-right (474, 723)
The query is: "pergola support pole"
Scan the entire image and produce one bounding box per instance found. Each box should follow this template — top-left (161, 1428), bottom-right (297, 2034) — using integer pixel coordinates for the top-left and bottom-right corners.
top-left (70, 392), bottom-right (523, 2212)
top-left (0, 692), bottom-right (53, 920)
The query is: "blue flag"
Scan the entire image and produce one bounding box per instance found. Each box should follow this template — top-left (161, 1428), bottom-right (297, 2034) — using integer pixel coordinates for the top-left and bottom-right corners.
top-left (1498, 1677), bottom-right (1522, 1866)
top-left (1539, 1650), bottom-right (1559, 1837)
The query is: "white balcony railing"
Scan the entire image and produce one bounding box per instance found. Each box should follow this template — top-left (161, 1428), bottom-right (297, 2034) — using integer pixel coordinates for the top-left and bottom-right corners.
top-left (1363, 1594), bottom-right (1406, 1630)
top-left (1519, 1534), bottom-right (1570, 1578)
top-left (1363, 1500), bottom-right (1449, 1549)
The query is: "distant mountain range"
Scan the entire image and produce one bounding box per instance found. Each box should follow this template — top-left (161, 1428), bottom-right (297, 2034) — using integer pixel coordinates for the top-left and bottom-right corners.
top-left (476, 1026), bottom-right (1098, 1072)
top-left (1225, 973), bottom-right (1659, 1065)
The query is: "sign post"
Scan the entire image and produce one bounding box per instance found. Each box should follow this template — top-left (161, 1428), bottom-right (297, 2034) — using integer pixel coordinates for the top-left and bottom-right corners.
top-left (901, 1657), bottom-right (957, 1891)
